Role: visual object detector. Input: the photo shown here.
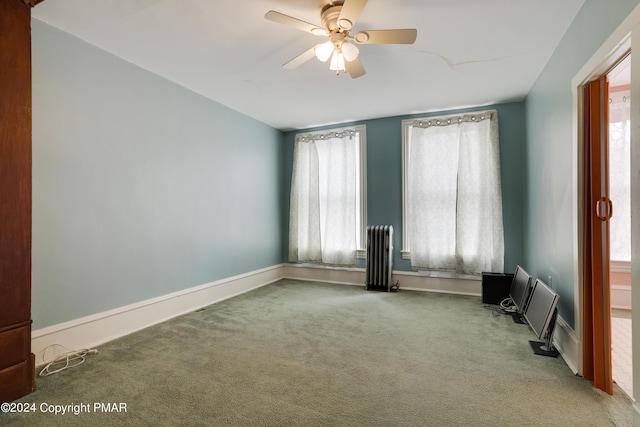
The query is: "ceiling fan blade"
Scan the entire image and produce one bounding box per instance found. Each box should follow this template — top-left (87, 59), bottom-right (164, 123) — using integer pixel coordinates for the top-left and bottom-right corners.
top-left (265, 11), bottom-right (327, 36)
top-left (345, 58), bottom-right (366, 79)
top-left (337, 0), bottom-right (368, 30)
top-left (283, 46), bottom-right (318, 69)
top-left (353, 29), bottom-right (417, 44)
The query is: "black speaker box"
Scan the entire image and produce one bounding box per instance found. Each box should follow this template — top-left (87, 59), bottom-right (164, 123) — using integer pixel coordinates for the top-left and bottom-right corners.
top-left (481, 272), bottom-right (514, 305)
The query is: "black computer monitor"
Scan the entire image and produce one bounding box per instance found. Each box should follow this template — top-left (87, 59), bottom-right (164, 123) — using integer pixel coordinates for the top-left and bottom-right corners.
top-left (523, 278), bottom-right (560, 357)
top-left (509, 265), bottom-right (532, 323)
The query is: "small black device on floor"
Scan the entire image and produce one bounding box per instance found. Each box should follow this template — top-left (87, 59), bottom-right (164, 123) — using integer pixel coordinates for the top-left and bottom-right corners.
top-left (481, 272), bottom-right (513, 304)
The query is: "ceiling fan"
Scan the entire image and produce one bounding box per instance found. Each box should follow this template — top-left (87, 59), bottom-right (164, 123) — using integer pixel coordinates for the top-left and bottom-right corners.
top-left (265, 0), bottom-right (417, 78)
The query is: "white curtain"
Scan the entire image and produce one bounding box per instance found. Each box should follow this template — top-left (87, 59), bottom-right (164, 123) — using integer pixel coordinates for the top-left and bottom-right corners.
top-left (289, 130), bottom-right (358, 266)
top-left (406, 111), bottom-right (503, 275)
top-left (608, 92), bottom-right (631, 261)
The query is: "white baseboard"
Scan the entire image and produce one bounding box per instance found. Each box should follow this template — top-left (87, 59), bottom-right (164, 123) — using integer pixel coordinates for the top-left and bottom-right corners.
top-left (392, 270), bottom-right (481, 295)
top-left (282, 263), bottom-right (364, 286)
top-left (611, 284), bottom-right (632, 310)
top-left (553, 315), bottom-right (580, 375)
top-left (282, 263), bottom-right (482, 295)
top-left (31, 264), bottom-right (284, 367)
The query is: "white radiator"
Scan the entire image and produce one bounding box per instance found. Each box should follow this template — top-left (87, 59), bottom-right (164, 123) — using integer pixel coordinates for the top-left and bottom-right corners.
top-left (365, 225), bottom-right (398, 292)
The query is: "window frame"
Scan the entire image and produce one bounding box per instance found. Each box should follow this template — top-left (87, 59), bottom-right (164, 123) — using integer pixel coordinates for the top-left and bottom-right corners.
top-left (400, 117), bottom-right (416, 259)
top-left (294, 124), bottom-right (367, 258)
top-left (400, 111), bottom-right (499, 263)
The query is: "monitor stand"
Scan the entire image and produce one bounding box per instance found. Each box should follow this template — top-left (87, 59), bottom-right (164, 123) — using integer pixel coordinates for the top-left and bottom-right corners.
top-left (529, 309), bottom-right (559, 357)
top-left (529, 340), bottom-right (559, 357)
top-left (511, 313), bottom-right (526, 324)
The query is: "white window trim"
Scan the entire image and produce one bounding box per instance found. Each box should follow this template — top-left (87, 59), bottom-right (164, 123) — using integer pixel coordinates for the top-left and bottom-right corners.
top-left (295, 124), bottom-right (367, 258)
top-left (611, 260), bottom-right (631, 274)
top-left (400, 111), bottom-right (497, 261)
top-left (401, 118), bottom-right (412, 259)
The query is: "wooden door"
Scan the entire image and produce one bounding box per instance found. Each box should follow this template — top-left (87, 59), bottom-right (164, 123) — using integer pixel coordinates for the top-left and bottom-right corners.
top-left (582, 76), bottom-right (613, 394)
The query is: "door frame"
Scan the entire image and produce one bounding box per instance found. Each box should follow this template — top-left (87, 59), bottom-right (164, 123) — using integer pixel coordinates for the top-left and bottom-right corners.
top-left (571, 3), bottom-right (640, 409)
top-left (572, 35), bottom-right (629, 379)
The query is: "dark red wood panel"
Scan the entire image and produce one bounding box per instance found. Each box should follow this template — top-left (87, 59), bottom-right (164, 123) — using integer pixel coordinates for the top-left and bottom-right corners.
top-left (0, 0), bottom-right (32, 328)
top-left (0, 0), bottom-right (35, 402)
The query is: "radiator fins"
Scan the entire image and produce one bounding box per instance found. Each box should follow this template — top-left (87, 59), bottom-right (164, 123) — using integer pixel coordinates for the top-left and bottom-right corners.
top-left (365, 225), bottom-right (399, 292)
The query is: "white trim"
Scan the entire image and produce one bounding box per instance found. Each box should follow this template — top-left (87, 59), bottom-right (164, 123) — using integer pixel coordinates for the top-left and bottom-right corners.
top-left (611, 260), bottom-right (631, 273)
top-left (553, 315), bottom-right (580, 375)
top-left (294, 124), bottom-right (367, 253)
top-left (392, 270), bottom-right (481, 295)
top-left (611, 284), bottom-right (632, 310)
top-left (570, 2), bottom-right (640, 381)
top-left (283, 263), bottom-right (364, 286)
top-left (571, 50), bottom-right (585, 378)
top-left (282, 263), bottom-right (482, 295)
top-left (415, 270), bottom-right (481, 281)
top-left (400, 110), bottom-right (501, 270)
top-left (401, 119), bottom-right (410, 254)
top-left (31, 264), bottom-right (284, 367)
top-left (359, 125), bottom-right (367, 253)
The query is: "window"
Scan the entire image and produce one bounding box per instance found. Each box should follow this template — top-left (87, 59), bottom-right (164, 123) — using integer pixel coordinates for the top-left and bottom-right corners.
top-left (289, 125), bottom-right (366, 266)
top-left (401, 110), bottom-right (503, 275)
top-left (608, 86), bottom-right (631, 262)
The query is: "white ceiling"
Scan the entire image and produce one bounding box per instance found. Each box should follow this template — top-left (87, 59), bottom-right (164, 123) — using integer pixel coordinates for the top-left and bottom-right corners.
top-left (32, 0), bottom-right (585, 131)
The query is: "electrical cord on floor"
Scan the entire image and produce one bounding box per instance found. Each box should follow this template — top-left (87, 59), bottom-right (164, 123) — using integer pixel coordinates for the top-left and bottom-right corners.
top-left (38, 344), bottom-right (98, 377)
top-left (500, 297), bottom-right (516, 312)
top-left (483, 297), bottom-right (516, 316)
top-left (483, 305), bottom-right (508, 316)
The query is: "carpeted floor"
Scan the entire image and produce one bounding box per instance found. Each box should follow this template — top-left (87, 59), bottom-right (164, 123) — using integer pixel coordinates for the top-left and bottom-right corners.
top-left (1, 279), bottom-right (633, 426)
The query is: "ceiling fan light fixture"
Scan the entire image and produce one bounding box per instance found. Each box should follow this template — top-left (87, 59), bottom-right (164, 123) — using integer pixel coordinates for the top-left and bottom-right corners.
top-left (329, 50), bottom-right (346, 73)
top-left (315, 40), bottom-right (334, 62)
top-left (266, 0), bottom-right (417, 79)
top-left (341, 41), bottom-right (359, 62)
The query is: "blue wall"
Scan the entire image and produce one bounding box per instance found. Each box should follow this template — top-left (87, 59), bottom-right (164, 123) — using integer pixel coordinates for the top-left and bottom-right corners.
top-left (33, 0), bottom-right (640, 334)
top-left (524, 0), bottom-right (640, 328)
top-left (282, 102), bottom-right (527, 274)
top-left (31, 20), bottom-right (283, 329)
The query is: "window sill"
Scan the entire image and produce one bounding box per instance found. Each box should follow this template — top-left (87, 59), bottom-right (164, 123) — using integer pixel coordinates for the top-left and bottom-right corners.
top-left (287, 262), bottom-right (362, 272)
top-left (611, 260), bottom-right (631, 273)
top-left (416, 270), bottom-right (481, 281)
top-left (400, 250), bottom-right (480, 281)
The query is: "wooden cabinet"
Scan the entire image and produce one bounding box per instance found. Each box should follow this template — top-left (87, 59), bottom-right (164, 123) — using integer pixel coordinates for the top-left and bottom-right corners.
top-left (0, 324), bottom-right (35, 402)
top-left (0, 0), bottom-right (36, 403)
